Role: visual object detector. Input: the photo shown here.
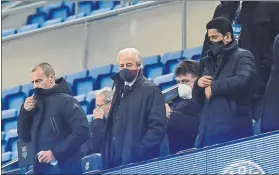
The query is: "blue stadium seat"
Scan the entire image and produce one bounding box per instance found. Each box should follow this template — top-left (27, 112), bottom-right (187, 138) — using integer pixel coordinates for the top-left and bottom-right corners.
top-left (26, 12), bottom-right (48, 25)
top-left (74, 94), bottom-right (88, 114)
top-left (87, 114), bottom-right (93, 123)
top-left (82, 153), bottom-right (101, 173)
top-left (2, 28), bottom-right (17, 37)
top-left (131, 0), bottom-right (141, 5)
top-left (5, 129), bottom-right (19, 153)
top-left (12, 151), bottom-right (18, 159)
top-left (41, 18), bottom-right (63, 27)
top-left (113, 4), bottom-right (121, 9)
top-left (50, 6), bottom-right (70, 20)
top-left (65, 12), bottom-right (86, 22)
top-left (142, 55), bottom-right (164, 79)
top-left (89, 65), bottom-right (113, 90)
top-left (85, 91), bottom-right (97, 114)
top-left (112, 64), bottom-right (120, 73)
top-left (77, 1), bottom-right (95, 16)
top-left (65, 69), bottom-right (91, 96)
top-left (153, 73), bottom-right (176, 91)
top-left (161, 50), bottom-right (183, 74)
top-left (21, 83), bottom-right (34, 97)
top-left (17, 24), bottom-right (39, 34)
top-left (2, 86), bottom-right (25, 110)
top-left (64, 1), bottom-right (74, 14)
top-left (2, 151), bottom-right (12, 163)
top-left (2, 132), bottom-right (6, 153)
top-left (37, 2), bottom-right (63, 15)
top-left (2, 109), bottom-right (18, 132)
top-left (182, 46), bottom-right (202, 61)
top-left (97, 1), bottom-right (115, 10)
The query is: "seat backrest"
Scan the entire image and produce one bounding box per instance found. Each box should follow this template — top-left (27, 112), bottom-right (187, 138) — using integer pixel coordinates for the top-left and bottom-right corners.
top-left (82, 153), bottom-right (102, 173)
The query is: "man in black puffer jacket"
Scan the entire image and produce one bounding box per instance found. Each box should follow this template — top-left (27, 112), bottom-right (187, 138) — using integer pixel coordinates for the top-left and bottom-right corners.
top-left (193, 17), bottom-right (256, 147)
top-left (17, 62), bottom-right (90, 174)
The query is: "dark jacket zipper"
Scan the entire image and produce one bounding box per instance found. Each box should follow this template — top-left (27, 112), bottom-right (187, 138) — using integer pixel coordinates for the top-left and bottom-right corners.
top-left (50, 117), bottom-right (60, 135)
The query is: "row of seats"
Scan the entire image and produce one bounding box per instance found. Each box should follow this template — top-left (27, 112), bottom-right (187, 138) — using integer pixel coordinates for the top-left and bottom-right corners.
top-left (1, 47), bottom-right (202, 111)
top-left (2, 1), bottom-right (141, 37)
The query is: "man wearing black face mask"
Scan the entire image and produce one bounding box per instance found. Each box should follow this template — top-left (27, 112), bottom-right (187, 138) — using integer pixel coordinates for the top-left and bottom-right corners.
top-left (193, 17), bottom-right (256, 148)
top-left (17, 63), bottom-right (90, 174)
top-left (102, 48), bottom-right (167, 169)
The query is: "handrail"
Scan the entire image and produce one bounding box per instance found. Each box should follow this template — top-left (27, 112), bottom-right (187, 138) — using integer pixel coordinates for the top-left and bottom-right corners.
top-left (2, 1), bottom-right (171, 42)
top-left (1, 158), bottom-right (19, 169)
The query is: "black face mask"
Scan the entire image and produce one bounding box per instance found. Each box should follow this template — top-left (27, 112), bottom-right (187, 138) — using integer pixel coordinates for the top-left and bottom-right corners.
top-left (34, 88), bottom-right (44, 95)
top-left (209, 40), bottom-right (224, 56)
top-left (119, 68), bottom-right (138, 82)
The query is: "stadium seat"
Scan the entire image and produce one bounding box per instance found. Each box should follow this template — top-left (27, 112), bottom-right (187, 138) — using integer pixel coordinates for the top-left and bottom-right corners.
top-left (97, 1), bottom-right (116, 11)
top-left (65, 12), bottom-right (86, 22)
top-left (182, 46), bottom-right (202, 61)
top-left (2, 86), bottom-right (25, 110)
top-left (131, 0), bottom-right (141, 5)
top-left (89, 65), bottom-right (113, 90)
top-left (12, 151), bottom-right (18, 159)
top-left (77, 1), bottom-right (95, 16)
top-left (112, 64), bottom-right (120, 73)
top-left (42, 18), bottom-right (63, 27)
top-left (26, 12), bottom-right (47, 26)
top-left (2, 132), bottom-right (6, 153)
top-left (85, 91), bottom-right (97, 114)
top-left (37, 2), bottom-right (63, 15)
top-left (17, 24), bottom-right (39, 34)
top-left (82, 153), bottom-right (101, 173)
top-left (142, 55), bottom-right (164, 79)
top-left (113, 4), bottom-right (122, 9)
top-left (2, 109), bottom-right (18, 132)
top-left (64, 1), bottom-right (74, 14)
top-left (65, 69), bottom-right (91, 96)
top-left (2, 151), bottom-right (12, 163)
top-left (74, 94), bottom-right (88, 114)
top-left (87, 114), bottom-right (93, 123)
top-left (153, 73), bottom-right (176, 91)
top-left (21, 83), bottom-right (34, 97)
top-left (2, 28), bottom-right (17, 37)
top-left (5, 129), bottom-right (19, 153)
top-left (49, 6), bottom-right (71, 20)
top-left (161, 50), bottom-right (183, 74)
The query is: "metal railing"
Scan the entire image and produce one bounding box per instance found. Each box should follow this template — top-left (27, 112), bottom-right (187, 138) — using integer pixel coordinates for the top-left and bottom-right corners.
top-left (1, 158), bottom-right (19, 169)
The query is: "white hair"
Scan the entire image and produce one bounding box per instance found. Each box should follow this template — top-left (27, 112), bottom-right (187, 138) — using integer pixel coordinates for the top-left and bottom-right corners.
top-left (96, 87), bottom-right (114, 104)
top-left (117, 48), bottom-right (142, 66)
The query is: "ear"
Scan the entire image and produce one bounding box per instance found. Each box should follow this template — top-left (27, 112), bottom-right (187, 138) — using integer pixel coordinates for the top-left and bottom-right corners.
top-left (225, 32), bottom-right (232, 42)
top-left (49, 74), bottom-right (55, 83)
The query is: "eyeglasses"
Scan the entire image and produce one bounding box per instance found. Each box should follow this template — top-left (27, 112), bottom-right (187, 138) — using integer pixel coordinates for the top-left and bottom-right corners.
top-left (96, 101), bottom-right (111, 108)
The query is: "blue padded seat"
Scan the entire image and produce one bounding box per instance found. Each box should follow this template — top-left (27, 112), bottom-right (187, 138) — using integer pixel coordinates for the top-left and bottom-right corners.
top-left (97, 1), bottom-right (116, 10)
top-left (82, 153), bottom-right (102, 173)
top-left (17, 23), bottom-right (39, 34)
top-left (112, 64), bottom-right (120, 74)
top-left (5, 129), bottom-right (19, 153)
top-left (2, 151), bottom-right (12, 163)
top-left (153, 73), bottom-right (176, 91)
top-left (161, 50), bottom-right (183, 74)
top-left (142, 55), bottom-right (164, 80)
top-left (37, 2), bottom-right (63, 15)
top-left (21, 83), bottom-right (34, 97)
top-left (2, 132), bottom-right (6, 153)
top-left (65, 12), bottom-right (86, 22)
top-left (182, 46), bottom-right (202, 61)
top-left (2, 109), bottom-right (18, 132)
top-left (65, 69), bottom-right (91, 96)
top-left (85, 91), bottom-right (97, 114)
top-left (2, 28), bottom-right (17, 37)
top-left (26, 12), bottom-right (48, 25)
top-left (2, 86), bottom-right (25, 110)
top-left (41, 18), bottom-right (63, 27)
top-left (89, 65), bottom-right (113, 90)
top-left (76, 1), bottom-right (96, 16)
top-left (74, 94), bottom-right (88, 114)
top-left (50, 7), bottom-right (70, 20)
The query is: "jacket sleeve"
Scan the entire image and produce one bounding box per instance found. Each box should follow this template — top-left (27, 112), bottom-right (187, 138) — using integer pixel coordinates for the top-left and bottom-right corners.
top-left (138, 87), bottom-right (167, 150)
top-left (211, 51), bottom-right (256, 96)
top-left (91, 119), bottom-right (106, 153)
top-left (52, 97), bottom-right (90, 161)
top-left (17, 106), bottom-right (34, 143)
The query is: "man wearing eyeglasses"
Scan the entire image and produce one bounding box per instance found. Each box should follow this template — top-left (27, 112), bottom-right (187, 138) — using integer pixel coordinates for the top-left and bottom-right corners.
top-left (90, 87), bottom-right (113, 153)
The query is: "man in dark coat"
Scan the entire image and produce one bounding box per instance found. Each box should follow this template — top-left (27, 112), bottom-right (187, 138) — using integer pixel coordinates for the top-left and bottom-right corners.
top-left (199, 1), bottom-right (279, 122)
top-left (17, 63), bottom-right (90, 174)
top-left (165, 60), bottom-right (201, 154)
top-left (261, 34), bottom-right (279, 133)
top-left (194, 17), bottom-right (256, 147)
top-left (102, 48), bottom-right (167, 169)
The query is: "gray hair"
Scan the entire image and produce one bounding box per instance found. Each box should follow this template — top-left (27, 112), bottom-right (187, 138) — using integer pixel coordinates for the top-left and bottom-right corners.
top-left (31, 62), bottom-right (55, 77)
top-left (96, 87), bottom-right (114, 104)
top-left (117, 48), bottom-right (142, 66)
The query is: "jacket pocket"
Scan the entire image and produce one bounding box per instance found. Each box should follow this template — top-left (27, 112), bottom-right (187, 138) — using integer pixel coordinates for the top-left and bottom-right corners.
top-left (50, 117), bottom-right (60, 135)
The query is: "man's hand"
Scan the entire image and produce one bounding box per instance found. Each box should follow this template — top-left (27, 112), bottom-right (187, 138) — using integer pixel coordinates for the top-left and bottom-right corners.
top-left (23, 94), bottom-right (36, 111)
top-left (165, 103), bottom-right (172, 114)
top-left (93, 108), bottom-right (104, 119)
top-left (38, 150), bottom-right (55, 163)
top-left (198, 76), bottom-right (213, 88)
top-left (205, 86), bottom-right (212, 99)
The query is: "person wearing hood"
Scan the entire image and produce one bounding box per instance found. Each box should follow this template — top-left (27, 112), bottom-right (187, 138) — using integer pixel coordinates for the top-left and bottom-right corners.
top-left (193, 17), bottom-right (256, 147)
top-left (17, 62), bottom-right (90, 174)
top-left (102, 48), bottom-right (167, 169)
top-left (261, 34), bottom-right (279, 133)
top-left (165, 60), bottom-right (201, 154)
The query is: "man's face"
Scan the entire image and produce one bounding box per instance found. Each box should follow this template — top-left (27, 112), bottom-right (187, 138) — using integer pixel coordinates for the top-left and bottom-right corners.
top-left (207, 29), bottom-right (231, 45)
top-left (175, 73), bottom-right (196, 89)
top-left (96, 94), bottom-right (111, 116)
top-left (118, 53), bottom-right (140, 72)
top-left (30, 67), bottom-right (54, 89)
